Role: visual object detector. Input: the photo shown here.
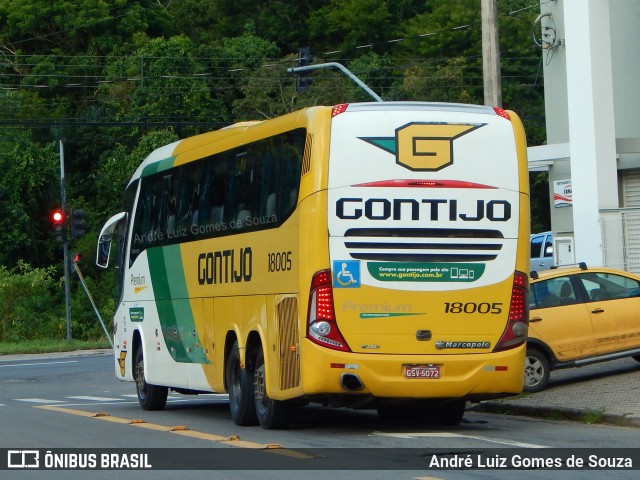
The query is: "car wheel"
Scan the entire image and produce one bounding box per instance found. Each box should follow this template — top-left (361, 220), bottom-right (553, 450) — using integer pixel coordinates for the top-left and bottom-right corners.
top-left (524, 348), bottom-right (550, 393)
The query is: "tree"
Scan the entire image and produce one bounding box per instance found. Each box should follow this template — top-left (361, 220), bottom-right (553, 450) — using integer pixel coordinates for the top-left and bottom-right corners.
top-left (0, 125), bottom-right (58, 267)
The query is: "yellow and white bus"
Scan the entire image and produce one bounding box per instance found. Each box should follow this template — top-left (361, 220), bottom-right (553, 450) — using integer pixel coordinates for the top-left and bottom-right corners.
top-left (97, 102), bottom-right (530, 428)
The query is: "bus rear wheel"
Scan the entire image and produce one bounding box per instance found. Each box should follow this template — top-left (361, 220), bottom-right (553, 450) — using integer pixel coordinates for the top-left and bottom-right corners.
top-left (226, 341), bottom-right (258, 426)
top-left (134, 347), bottom-right (168, 411)
top-left (254, 347), bottom-right (290, 429)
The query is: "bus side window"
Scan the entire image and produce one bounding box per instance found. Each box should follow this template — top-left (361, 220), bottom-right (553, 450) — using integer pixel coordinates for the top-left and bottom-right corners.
top-left (209, 160), bottom-right (227, 227)
top-left (177, 165), bottom-right (199, 233)
top-left (164, 173), bottom-right (177, 234)
top-left (266, 193), bottom-right (277, 216)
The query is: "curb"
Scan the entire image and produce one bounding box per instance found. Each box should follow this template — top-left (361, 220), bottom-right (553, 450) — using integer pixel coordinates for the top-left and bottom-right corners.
top-left (469, 401), bottom-right (640, 428)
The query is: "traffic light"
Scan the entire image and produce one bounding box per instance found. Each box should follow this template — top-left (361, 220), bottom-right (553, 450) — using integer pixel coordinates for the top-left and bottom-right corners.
top-left (51, 209), bottom-right (65, 242)
top-left (296, 47), bottom-right (313, 93)
top-left (70, 209), bottom-right (85, 239)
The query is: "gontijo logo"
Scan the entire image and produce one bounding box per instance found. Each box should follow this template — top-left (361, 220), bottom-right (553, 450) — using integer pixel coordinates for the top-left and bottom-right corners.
top-left (360, 122), bottom-right (484, 171)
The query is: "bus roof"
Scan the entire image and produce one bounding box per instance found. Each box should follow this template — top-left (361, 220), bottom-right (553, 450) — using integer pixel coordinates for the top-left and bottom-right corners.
top-left (127, 102), bottom-right (507, 187)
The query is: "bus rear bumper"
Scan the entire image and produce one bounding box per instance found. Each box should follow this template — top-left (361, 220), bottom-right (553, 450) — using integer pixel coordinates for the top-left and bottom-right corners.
top-left (299, 340), bottom-right (525, 400)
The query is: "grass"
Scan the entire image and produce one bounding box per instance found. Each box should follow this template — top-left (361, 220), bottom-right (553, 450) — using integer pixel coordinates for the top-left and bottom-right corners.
top-left (0, 339), bottom-right (111, 355)
top-left (581, 410), bottom-right (605, 425)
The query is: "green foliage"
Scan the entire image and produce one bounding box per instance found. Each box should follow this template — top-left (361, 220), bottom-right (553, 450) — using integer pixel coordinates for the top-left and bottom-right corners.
top-left (0, 262), bottom-right (62, 342)
top-left (0, 123), bottom-right (59, 267)
top-left (309, 0), bottom-right (394, 52)
top-left (0, 261), bottom-right (114, 342)
top-left (530, 171), bottom-right (551, 233)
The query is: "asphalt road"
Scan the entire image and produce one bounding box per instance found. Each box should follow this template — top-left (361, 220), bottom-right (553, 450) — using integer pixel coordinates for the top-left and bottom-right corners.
top-left (1, 351), bottom-right (639, 480)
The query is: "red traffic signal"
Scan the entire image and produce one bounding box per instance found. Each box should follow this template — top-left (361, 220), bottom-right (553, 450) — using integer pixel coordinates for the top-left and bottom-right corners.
top-left (52, 209), bottom-right (65, 242)
top-left (52, 210), bottom-right (64, 224)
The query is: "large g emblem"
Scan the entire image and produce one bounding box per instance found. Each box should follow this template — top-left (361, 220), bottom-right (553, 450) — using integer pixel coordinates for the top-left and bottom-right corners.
top-left (395, 123), bottom-right (480, 171)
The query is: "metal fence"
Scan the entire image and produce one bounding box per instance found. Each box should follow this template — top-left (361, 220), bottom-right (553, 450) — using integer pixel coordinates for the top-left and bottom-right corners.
top-left (600, 208), bottom-right (640, 274)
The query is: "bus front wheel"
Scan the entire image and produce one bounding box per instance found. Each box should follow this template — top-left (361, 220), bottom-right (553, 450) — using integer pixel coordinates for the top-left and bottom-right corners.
top-left (254, 347), bottom-right (290, 429)
top-left (226, 341), bottom-right (258, 426)
top-left (134, 347), bottom-right (168, 411)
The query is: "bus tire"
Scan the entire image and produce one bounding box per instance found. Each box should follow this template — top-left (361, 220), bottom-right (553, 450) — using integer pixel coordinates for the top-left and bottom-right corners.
top-left (524, 348), bottom-right (550, 393)
top-left (134, 347), bottom-right (168, 411)
top-left (226, 341), bottom-right (258, 426)
top-left (254, 347), bottom-right (290, 429)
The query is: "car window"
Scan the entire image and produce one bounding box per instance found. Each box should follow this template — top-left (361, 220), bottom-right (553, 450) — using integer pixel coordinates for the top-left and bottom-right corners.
top-left (530, 276), bottom-right (577, 309)
top-left (578, 272), bottom-right (640, 301)
top-left (543, 235), bottom-right (553, 258)
top-left (531, 235), bottom-right (543, 258)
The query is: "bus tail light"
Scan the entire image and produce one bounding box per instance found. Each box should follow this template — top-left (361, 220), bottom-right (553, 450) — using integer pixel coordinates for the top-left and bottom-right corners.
top-left (493, 107), bottom-right (511, 121)
top-left (307, 269), bottom-right (351, 352)
top-left (494, 270), bottom-right (529, 352)
top-left (331, 104), bottom-right (349, 117)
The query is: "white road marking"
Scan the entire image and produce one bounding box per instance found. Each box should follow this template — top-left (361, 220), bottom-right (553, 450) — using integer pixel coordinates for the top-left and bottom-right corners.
top-left (12, 392), bottom-right (230, 407)
top-left (66, 396), bottom-right (120, 402)
top-left (0, 360), bottom-right (79, 368)
top-left (121, 393), bottom-right (229, 400)
top-left (15, 398), bottom-right (66, 404)
top-left (372, 431), bottom-right (548, 448)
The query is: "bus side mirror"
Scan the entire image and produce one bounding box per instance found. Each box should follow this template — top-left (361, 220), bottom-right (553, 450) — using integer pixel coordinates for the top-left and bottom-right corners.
top-left (96, 212), bottom-right (127, 269)
top-left (97, 238), bottom-right (112, 268)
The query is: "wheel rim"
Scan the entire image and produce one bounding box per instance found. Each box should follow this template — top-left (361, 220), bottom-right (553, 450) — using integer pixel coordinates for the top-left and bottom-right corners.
top-left (524, 355), bottom-right (544, 387)
top-left (229, 360), bottom-right (242, 409)
top-left (135, 357), bottom-right (147, 400)
top-left (254, 362), bottom-right (267, 415)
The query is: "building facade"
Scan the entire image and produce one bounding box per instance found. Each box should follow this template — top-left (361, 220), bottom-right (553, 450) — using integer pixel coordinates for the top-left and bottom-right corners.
top-left (528, 0), bottom-right (640, 272)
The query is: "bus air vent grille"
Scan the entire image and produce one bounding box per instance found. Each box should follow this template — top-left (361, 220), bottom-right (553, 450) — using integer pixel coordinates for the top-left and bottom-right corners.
top-left (277, 297), bottom-right (301, 390)
top-left (343, 228), bottom-right (504, 262)
top-left (301, 134), bottom-right (313, 177)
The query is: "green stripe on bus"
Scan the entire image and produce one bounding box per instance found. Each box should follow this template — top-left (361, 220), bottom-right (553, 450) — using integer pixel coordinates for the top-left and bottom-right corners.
top-left (147, 246), bottom-right (208, 364)
top-left (140, 156), bottom-right (176, 177)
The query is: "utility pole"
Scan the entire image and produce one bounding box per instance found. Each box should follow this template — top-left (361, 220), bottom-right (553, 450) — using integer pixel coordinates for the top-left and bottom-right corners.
top-left (481, 0), bottom-right (502, 107)
top-left (59, 140), bottom-right (72, 341)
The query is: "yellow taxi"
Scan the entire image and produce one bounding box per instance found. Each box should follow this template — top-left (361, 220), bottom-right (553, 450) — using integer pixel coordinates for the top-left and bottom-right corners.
top-left (525, 263), bottom-right (640, 392)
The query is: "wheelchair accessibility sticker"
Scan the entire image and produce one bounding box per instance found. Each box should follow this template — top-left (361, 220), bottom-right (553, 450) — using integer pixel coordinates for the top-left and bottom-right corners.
top-left (333, 260), bottom-right (361, 288)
